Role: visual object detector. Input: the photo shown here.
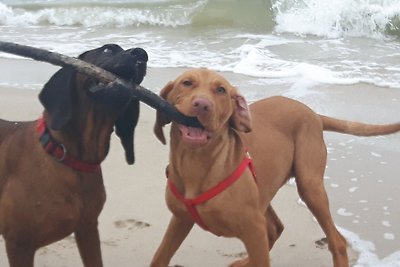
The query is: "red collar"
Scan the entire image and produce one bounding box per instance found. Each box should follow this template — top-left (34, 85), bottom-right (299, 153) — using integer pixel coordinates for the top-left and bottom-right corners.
top-left (36, 117), bottom-right (100, 173)
top-left (167, 153), bottom-right (256, 234)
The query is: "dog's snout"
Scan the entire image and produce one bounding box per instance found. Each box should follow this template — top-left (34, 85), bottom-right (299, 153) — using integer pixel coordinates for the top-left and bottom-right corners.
top-left (192, 98), bottom-right (211, 114)
top-left (127, 48), bottom-right (149, 62)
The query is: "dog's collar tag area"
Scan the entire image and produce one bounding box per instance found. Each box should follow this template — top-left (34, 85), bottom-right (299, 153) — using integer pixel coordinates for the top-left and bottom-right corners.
top-left (166, 153), bottom-right (257, 235)
top-left (36, 117), bottom-right (101, 172)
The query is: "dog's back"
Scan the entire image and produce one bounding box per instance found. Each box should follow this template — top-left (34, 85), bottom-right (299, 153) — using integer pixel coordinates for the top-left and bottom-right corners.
top-left (0, 119), bottom-right (29, 191)
top-left (0, 119), bottom-right (25, 145)
top-left (0, 119), bottom-right (24, 234)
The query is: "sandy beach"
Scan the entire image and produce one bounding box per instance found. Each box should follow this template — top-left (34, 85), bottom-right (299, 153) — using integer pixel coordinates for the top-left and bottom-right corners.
top-left (0, 61), bottom-right (359, 267)
top-left (1, 60), bottom-right (400, 266)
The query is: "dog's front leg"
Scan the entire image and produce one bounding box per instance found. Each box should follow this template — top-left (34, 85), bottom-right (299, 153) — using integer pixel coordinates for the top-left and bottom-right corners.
top-left (75, 222), bottom-right (103, 267)
top-left (229, 214), bottom-right (270, 267)
top-left (5, 241), bottom-right (35, 267)
top-left (150, 215), bottom-right (194, 267)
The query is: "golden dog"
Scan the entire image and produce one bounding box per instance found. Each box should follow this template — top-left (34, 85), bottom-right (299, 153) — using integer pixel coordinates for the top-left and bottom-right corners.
top-left (151, 68), bottom-right (400, 267)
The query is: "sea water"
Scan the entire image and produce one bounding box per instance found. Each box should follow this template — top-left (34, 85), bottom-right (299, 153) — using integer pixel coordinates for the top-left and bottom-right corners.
top-left (1, 0), bottom-right (400, 91)
top-left (0, 0), bottom-right (399, 266)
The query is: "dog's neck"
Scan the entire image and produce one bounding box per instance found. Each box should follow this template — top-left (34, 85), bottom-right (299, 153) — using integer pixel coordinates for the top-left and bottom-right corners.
top-left (168, 124), bottom-right (245, 199)
top-left (43, 111), bottom-right (114, 164)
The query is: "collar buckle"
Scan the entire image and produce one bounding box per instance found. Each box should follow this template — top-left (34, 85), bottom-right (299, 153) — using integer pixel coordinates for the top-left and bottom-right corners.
top-left (55, 143), bottom-right (67, 162)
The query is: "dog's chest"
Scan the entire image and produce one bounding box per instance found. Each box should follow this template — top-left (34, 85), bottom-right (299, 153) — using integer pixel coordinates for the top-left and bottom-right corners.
top-left (29, 176), bottom-right (104, 234)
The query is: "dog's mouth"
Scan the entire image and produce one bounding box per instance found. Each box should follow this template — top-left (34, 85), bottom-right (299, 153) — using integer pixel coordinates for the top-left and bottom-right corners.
top-left (178, 124), bottom-right (212, 145)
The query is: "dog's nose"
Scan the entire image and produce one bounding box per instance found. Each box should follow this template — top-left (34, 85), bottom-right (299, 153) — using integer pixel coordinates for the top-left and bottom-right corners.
top-left (192, 97), bottom-right (211, 114)
top-left (127, 48), bottom-right (148, 62)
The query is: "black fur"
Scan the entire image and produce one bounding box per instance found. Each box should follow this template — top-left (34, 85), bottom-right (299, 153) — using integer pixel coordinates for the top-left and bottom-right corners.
top-left (38, 44), bottom-right (148, 164)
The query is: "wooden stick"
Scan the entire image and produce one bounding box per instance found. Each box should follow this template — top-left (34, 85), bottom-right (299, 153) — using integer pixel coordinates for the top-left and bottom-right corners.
top-left (0, 41), bottom-right (201, 128)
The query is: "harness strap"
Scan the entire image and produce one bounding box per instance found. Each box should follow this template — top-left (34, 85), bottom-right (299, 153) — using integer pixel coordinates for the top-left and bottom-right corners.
top-left (36, 117), bottom-right (101, 173)
top-left (167, 155), bottom-right (256, 233)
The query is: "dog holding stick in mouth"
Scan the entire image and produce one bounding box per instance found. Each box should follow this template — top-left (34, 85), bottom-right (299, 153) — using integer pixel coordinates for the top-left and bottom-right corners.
top-left (151, 68), bottom-right (400, 267)
top-left (0, 44), bottom-right (148, 267)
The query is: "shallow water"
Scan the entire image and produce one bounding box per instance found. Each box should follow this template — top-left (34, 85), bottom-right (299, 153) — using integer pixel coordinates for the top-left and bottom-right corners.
top-left (1, 0), bottom-right (400, 90)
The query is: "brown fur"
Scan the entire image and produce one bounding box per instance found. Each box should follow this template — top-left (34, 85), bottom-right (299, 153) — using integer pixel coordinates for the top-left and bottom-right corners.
top-left (151, 68), bottom-right (400, 267)
top-left (0, 44), bottom-right (148, 267)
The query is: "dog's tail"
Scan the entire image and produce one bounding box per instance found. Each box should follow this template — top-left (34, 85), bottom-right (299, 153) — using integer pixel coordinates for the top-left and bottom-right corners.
top-left (320, 115), bottom-right (400, 136)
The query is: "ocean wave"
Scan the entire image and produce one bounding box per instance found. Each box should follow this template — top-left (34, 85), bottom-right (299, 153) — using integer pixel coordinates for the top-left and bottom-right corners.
top-left (2, 0), bottom-right (399, 39)
top-left (272, 0), bottom-right (400, 38)
top-left (0, 1), bottom-right (205, 27)
top-left (0, 0), bottom-right (274, 31)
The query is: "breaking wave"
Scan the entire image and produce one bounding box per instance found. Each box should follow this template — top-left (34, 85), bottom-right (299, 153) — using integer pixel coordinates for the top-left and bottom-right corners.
top-left (1, 0), bottom-right (399, 38)
top-left (272, 0), bottom-right (400, 38)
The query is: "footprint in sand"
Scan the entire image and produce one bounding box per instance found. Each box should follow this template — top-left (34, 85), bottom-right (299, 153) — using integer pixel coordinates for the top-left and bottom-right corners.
top-left (315, 237), bottom-right (328, 249)
top-left (218, 250), bottom-right (248, 258)
top-left (114, 219), bottom-right (151, 230)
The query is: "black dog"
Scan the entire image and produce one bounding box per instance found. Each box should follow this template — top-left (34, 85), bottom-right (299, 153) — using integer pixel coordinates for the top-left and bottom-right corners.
top-left (0, 44), bottom-right (147, 267)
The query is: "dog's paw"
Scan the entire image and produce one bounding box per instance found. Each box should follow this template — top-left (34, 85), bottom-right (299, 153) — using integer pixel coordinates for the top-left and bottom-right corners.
top-left (228, 257), bottom-right (250, 267)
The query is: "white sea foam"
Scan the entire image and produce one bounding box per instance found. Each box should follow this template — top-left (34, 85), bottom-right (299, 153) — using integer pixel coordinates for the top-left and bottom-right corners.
top-left (371, 152), bottom-right (383, 158)
top-left (272, 0), bottom-right (400, 39)
top-left (339, 226), bottom-right (400, 267)
top-left (231, 45), bottom-right (359, 86)
top-left (338, 208), bottom-right (354, 217)
top-left (382, 221), bottom-right (391, 227)
top-left (349, 187), bottom-right (359, 193)
top-left (0, 1), bottom-right (206, 27)
top-left (384, 233), bottom-right (396, 241)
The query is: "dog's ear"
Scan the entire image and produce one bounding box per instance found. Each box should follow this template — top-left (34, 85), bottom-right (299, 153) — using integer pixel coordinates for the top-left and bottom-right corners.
top-left (230, 94), bottom-right (252, 132)
top-left (115, 99), bottom-right (140, 165)
top-left (39, 67), bottom-right (75, 130)
top-left (153, 81), bottom-right (174, 145)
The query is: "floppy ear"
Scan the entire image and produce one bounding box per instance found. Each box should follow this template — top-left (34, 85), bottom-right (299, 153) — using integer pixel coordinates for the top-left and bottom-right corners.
top-left (115, 99), bottom-right (140, 165)
top-left (38, 67), bottom-right (75, 130)
top-left (230, 94), bottom-right (252, 132)
top-left (153, 81), bottom-right (174, 145)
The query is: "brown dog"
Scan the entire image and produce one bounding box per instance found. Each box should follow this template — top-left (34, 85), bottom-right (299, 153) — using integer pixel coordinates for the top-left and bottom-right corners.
top-left (0, 44), bottom-right (148, 267)
top-left (151, 68), bottom-right (400, 267)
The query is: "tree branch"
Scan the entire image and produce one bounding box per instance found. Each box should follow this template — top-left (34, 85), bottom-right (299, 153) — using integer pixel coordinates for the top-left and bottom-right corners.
top-left (0, 41), bottom-right (201, 128)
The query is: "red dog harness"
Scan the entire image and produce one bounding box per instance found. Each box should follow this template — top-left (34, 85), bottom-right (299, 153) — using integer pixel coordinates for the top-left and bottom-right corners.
top-left (167, 153), bottom-right (257, 233)
top-left (36, 117), bottom-right (100, 172)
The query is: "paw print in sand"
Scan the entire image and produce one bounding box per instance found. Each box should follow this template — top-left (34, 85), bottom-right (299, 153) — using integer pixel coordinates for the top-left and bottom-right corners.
top-left (114, 219), bottom-right (150, 230)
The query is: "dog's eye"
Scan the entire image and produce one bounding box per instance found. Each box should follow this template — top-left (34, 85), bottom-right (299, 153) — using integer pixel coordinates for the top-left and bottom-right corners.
top-left (216, 86), bottom-right (226, 94)
top-left (182, 80), bottom-right (192, 87)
